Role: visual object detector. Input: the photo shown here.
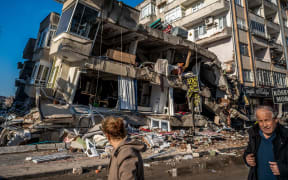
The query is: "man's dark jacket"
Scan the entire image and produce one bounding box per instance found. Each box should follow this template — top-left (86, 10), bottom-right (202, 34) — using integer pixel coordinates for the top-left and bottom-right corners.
top-left (243, 123), bottom-right (288, 180)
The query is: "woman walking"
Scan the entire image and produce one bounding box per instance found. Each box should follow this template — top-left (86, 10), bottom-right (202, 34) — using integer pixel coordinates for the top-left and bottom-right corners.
top-left (102, 116), bottom-right (146, 180)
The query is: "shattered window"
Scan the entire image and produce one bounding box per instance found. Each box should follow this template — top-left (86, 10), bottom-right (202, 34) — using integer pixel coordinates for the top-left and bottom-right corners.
top-left (161, 121), bottom-right (169, 131)
top-left (69, 3), bottom-right (99, 40)
top-left (152, 120), bottom-right (160, 129)
top-left (56, 3), bottom-right (75, 36)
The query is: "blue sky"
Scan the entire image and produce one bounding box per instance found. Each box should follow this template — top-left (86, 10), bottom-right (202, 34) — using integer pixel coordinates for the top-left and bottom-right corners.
top-left (0, 0), bottom-right (142, 97)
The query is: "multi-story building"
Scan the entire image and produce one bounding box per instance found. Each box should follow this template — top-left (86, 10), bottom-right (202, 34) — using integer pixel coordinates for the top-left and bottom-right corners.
top-left (14, 12), bottom-right (60, 110)
top-left (12, 0), bottom-right (257, 128)
top-left (136, 0), bottom-right (288, 115)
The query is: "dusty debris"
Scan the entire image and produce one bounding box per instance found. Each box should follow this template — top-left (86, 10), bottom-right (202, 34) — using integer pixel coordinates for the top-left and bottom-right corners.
top-left (73, 167), bottom-right (83, 175)
top-left (26, 152), bottom-right (71, 164)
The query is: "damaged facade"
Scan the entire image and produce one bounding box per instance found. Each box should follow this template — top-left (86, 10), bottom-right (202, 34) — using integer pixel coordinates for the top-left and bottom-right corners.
top-left (9, 0), bottom-right (284, 146)
top-left (136, 0), bottom-right (288, 120)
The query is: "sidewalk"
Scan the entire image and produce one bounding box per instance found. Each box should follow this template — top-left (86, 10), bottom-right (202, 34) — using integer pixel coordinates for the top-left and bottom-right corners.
top-left (0, 143), bottom-right (247, 179)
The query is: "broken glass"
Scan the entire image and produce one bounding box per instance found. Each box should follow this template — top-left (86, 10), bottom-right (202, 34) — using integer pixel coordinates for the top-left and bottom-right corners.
top-left (70, 3), bottom-right (99, 40)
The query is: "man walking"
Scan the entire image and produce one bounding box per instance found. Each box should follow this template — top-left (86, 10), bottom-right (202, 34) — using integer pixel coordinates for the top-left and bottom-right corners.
top-left (244, 106), bottom-right (288, 180)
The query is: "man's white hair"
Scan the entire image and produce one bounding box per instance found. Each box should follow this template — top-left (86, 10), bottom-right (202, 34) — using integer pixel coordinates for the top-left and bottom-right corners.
top-left (255, 106), bottom-right (275, 119)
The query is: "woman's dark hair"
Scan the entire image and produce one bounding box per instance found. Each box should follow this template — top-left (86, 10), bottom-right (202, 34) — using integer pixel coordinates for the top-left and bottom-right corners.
top-left (101, 116), bottom-right (127, 139)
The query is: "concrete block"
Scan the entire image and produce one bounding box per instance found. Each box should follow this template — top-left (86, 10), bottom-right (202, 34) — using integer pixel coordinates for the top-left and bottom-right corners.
top-left (72, 167), bottom-right (83, 175)
top-left (37, 144), bottom-right (56, 151)
top-left (55, 143), bottom-right (66, 150)
top-left (0, 145), bottom-right (37, 155)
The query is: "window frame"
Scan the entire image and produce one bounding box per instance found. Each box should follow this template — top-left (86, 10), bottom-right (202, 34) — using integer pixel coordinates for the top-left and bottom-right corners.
top-left (243, 70), bottom-right (254, 82)
top-left (140, 3), bottom-right (155, 19)
top-left (55, 2), bottom-right (99, 40)
top-left (164, 6), bottom-right (183, 24)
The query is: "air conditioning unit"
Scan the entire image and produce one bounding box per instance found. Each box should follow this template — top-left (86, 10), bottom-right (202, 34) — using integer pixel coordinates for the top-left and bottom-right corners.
top-left (205, 17), bottom-right (214, 26)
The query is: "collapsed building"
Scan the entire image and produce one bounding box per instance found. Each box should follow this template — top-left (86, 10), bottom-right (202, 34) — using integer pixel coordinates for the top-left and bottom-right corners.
top-left (6, 0), bottom-right (253, 146)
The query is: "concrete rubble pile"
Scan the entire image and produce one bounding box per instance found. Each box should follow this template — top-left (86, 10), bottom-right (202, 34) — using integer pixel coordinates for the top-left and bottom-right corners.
top-left (2, 0), bottom-right (264, 164)
top-left (0, 103), bottom-right (248, 164)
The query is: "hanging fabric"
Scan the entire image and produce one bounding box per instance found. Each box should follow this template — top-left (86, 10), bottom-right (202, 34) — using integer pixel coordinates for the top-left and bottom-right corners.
top-left (118, 76), bottom-right (137, 110)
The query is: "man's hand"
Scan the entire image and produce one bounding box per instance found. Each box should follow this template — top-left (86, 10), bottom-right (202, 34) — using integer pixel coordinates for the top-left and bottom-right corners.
top-left (269, 161), bottom-right (280, 175)
top-left (246, 154), bottom-right (256, 167)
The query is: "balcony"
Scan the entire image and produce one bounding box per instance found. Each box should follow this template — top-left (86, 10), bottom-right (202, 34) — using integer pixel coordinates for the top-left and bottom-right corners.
top-left (272, 58), bottom-right (286, 67)
top-left (15, 79), bottom-right (27, 87)
top-left (196, 27), bottom-right (232, 46)
top-left (174, 0), bottom-right (229, 28)
top-left (251, 29), bottom-right (267, 39)
top-left (248, 0), bottom-right (262, 9)
top-left (139, 14), bottom-right (158, 25)
top-left (50, 32), bottom-right (93, 62)
top-left (156, 0), bottom-right (167, 6)
top-left (22, 38), bottom-right (36, 60)
top-left (255, 58), bottom-right (271, 68)
top-left (270, 41), bottom-right (283, 52)
top-left (263, 0), bottom-right (278, 16)
top-left (266, 20), bottom-right (280, 33)
top-left (32, 48), bottom-right (50, 62)
top-left (180, 0), bottom-right (199, 7)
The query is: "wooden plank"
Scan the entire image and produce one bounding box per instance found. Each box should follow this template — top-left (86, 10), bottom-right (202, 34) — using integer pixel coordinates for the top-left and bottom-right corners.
top-left (107, 49), bottom-right (136, 65)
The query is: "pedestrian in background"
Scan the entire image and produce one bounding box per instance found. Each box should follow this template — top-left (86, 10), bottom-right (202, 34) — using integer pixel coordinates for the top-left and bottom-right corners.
top-left (243, 106), bottom-right (288, 180)
top-left (102, 116), bottom-right (146, 180)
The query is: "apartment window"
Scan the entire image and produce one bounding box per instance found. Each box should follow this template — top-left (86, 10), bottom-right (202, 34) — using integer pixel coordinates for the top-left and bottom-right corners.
top-left (165, 6), bottom-right (182, 24)
top-left (55, 3), bottom-right (99, 40)
top-left (235, 0), bottom-right (243, 6)
top-left (70, 3), bottom-right (99, 39)
top-left (237, 17), bottom-right (246, 30)
top-left (37, 28), bottom-right (48, 49)
top-left (218, 16), bottom-right (227, 30)
top-left (150, 118), bottom-right (170, 131)
top-left (36, 65), bottom-right (44, 80)
top-left (257, 69), bottom-right (273, 86)
top-left (284, 19), bottom-right (288, 28)
top-left (56, 3), bottom-right (75, 36)
top-left (240, 43), bottom-right (249, 56)
top-left (243, 70), bottom-right (254, 82)
top-left (41, 67), bottom-right (50, 82)
top-left (194, 24), bottom-right (206, 40)
top-left (250, 21), bottom-right (265, 34)
top-left (140, 3), bottom-right (156, 19)
top-left (191, 1), bottom-right (204, 13)
top-left (46, 30), bottom-right (56, 47)
top-left (273, 72), bottom-right (286, 87)
top-left (48, 65), bottom-right (59, 88)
